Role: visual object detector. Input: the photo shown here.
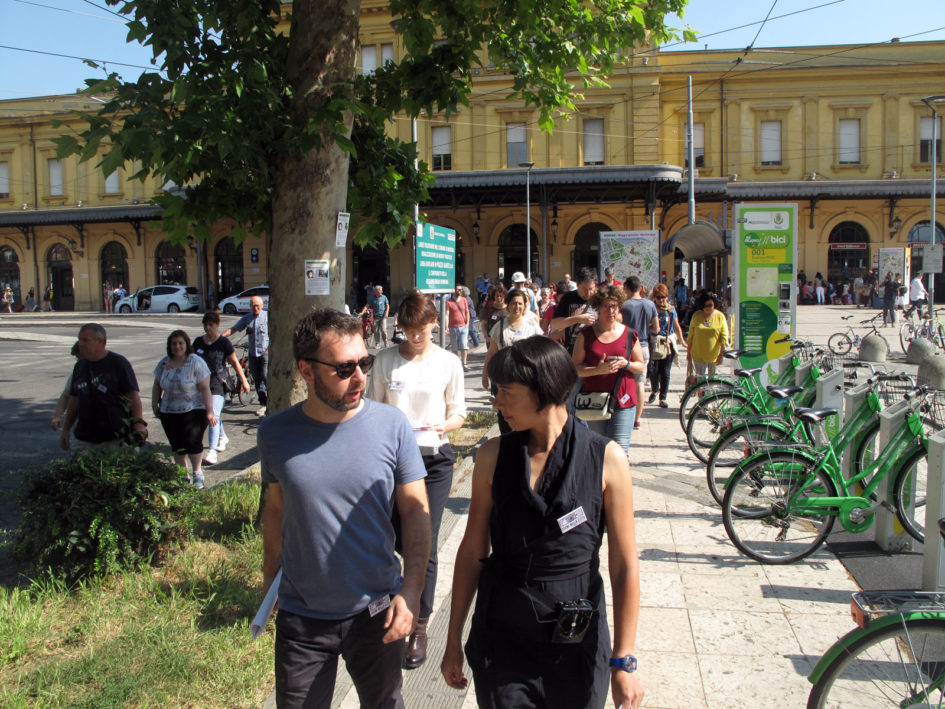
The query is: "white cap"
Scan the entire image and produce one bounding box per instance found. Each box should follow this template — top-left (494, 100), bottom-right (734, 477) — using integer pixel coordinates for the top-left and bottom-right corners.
top-left (511, 271), bottom-right (526, 283)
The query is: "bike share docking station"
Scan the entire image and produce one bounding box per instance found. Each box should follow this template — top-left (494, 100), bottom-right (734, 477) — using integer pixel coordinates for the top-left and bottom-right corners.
top-left (923, 428), bottom-right (945, 590)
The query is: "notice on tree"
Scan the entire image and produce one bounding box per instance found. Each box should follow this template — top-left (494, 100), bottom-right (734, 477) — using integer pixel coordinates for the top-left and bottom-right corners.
top-left (305, 259), bottom-right (330, 296)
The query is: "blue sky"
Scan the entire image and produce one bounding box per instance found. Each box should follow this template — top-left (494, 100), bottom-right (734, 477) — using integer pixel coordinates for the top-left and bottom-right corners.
top-left (1, 0), bottom-right (943, 100)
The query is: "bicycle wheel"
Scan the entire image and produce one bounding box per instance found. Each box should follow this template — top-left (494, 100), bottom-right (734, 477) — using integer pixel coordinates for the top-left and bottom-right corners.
top-left (899, 321), bottom-right (916, 354)
top-left (807, 617), bottom-right (945, 709)
top-left (686, 390), bottom-right (756, 464)
top-left (828, 332), bottom-right (853, 356)
top-left (892, 447), bottom-right (929, 544)
top-left (677, 378), bottom-right (735, 432)
top-left (706, 422), bottom-right (791, 508)
top-left (852, 422), bottom-right (882, 489)
top-left (722, 451), bottom-right (836, 564)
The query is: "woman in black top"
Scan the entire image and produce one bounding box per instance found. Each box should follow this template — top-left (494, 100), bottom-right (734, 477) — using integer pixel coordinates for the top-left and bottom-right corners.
top-left (882, 271), bottom-right (900, 326)
top-left (441, 336), bottom-right (643, 709)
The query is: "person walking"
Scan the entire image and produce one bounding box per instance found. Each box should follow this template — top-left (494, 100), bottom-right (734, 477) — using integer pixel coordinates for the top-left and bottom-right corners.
top-left (686, 293), bottom-right (730, 378)
top-left (550, 266), bottom-right (598, 354)
top-left (441, 336), bottom-right (644, 709)
top-left (1, 285), bottom-right (13, 313)
top-left (103, 282), bottom-right (114, 313)
top-left (58, 323), bottom-right (148, 451)
top-left (367, 292), bottom-right (466, 669)
top-left (222, 295), bottom-right (269, 416)
top-left (814, 272), bottom-right (826, 305)
top-left (572, 284), bottom-right (646, 454)
top-left (193, 311), bottom-right (249, 465)
top-left (445, 285), bottom-right (471, 371)
top-left (42, 283), bottom-right (53, 312)
top-left (259, 307), bottom-right (431, 708)
top-left (909, 272), bottom-right (929, 319)
top-left (882, 271), bottom-right (900, 326)
top-left (648, 283), bottom-right (687, 408)
top-left (152, 330), bottom-right (217, 489)
top-left (619, 276), bottom-right (659, 430)
top-left (360, 285), bottom-right (390, 348)
top-left (25, 287), bottom-right (35, 312)
top-left (461, 286), bottom-right (480, 348)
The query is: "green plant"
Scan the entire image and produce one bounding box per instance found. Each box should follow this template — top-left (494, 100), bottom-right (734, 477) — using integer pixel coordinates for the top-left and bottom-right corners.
top-left (10, 446), bottom-right (197, 582)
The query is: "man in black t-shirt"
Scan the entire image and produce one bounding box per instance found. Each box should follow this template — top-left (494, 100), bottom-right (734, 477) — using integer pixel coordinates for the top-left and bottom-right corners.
top-left (550, 267), bottom-right (598, 354)
top-left (59, 323), bottom-right (147, 450)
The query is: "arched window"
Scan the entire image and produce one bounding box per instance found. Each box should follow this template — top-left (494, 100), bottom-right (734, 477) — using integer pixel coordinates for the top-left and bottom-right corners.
top-left (827, 221), bottom-right (870, 286)
top-left (100, 241), bottom-right (128, 290)
top-left (214, 236), bottom-right (243, 300)
top-left (572, 221), bottom-right (612, 277)
top-left (0, 245), bottom-right (20, 306)
top-left (46, 243), bottom-right (74, 311)
top-left (497, 223), bottom-right (538, 284)
top-left (156, 240), bottom-right (187, 285)
top-left (908, 221), bottom-right (945, 301)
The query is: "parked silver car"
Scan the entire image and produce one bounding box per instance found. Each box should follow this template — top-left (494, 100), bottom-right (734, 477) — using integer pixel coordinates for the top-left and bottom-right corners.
top-left (116, 285), bottom-right (200, 313)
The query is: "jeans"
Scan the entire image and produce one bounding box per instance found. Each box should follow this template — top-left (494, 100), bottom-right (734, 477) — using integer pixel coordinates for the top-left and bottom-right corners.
top-left (249, 353), bottom-right (268, 405)
top-left (208, 394), bottom-right (226, 450)
top-left (649, 355), bottom-right (673, 402)
top-left (373, 317), bottom-right (389, 347)
top-left (588, 405), bottom-right (636, 457)
top-left (468, 321), bottom-right (480, 347)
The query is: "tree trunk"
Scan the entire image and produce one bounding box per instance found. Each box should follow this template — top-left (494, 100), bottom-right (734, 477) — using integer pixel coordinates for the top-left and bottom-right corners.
top-left (267, 0), bottom-right (361, 414)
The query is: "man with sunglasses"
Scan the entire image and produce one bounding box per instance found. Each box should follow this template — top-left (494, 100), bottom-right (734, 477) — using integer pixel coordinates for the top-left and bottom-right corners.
top-left (259, 308), bottom-right (431, 708)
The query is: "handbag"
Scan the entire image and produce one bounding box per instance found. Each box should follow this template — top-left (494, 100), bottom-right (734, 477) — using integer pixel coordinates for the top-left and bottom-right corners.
top-left (575, 328), bottom-right (633, 422)
top-left (651, 334), bottom-right (671, 360)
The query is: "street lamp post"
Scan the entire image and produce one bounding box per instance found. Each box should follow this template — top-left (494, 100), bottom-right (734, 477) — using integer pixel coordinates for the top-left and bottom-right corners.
top-left (922, 95), bottom-right (945, 309)
top-left (520, 161), bottom-right (534, 280)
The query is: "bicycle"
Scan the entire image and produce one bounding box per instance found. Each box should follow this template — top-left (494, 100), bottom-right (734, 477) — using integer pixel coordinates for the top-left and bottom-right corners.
top-left (828, 313), bottom-right (892, 356)
top-left (226, 342), bottom-right (256, 406)
top-left (720, 387), bottom-right (934, 564)
top-left (360, 309), bottom-right (375, 342)
top-left (806, 518), bottom-right (945, 708)
top-left (900, 307), bottom-right (945, 353)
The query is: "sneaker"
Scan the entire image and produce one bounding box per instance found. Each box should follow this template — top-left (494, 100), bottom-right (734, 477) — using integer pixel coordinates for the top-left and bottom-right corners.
top-left (462, 363), bottom-right (470, 372)
top-left (659, 400), bottom-right (669, 408)
top-left (218, 434), bottom-right (229, 451)
top-left (204, 449), bottom-right (218, 465)
top-left (647, 392), bottom-right (657, 404)
top-left (633, 421), bottom-right (641, 430)
top-left (256, 406), bottom-right (267, 417)
top-left (193, 471), bottom-right (205, 490)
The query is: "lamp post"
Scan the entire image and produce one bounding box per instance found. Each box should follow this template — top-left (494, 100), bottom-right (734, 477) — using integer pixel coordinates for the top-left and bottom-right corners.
top-left (922, 96), bottom-right (945, 308)
top-left (519, 161), bottom-right (534, 279)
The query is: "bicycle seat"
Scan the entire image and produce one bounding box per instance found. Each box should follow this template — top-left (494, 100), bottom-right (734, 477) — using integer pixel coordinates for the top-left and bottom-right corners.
top-left (795, 407), bottom-right (839, 424)
top-left (841, 315), bottom-right (853, 321)
top-left (722, 349), bottom-right (748, 359)
top-left (767, 385), bottom-right (803, 399)
top-left (734, 367), bottom-right (762, 379)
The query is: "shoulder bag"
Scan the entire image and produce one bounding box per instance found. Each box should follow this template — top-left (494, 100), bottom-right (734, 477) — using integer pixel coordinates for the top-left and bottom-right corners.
top-left (575, 328), bottom-right (633, 421)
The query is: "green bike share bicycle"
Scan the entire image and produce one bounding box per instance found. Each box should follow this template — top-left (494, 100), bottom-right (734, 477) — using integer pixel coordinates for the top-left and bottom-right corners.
top-left (721, 387), bottom-right (935, 564)
top-left (806, 518), bottom-right (945, 708)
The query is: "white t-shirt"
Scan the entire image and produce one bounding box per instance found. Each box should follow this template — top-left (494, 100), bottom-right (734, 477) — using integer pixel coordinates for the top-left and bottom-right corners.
top-left (366, 345), bottom-right (466, 445)
top-left (153, 354), bottom-right (211, 413)
top-left (910, 277), bottom-right (928, 302)
top-left (489, 317), bottom-right (544, 349)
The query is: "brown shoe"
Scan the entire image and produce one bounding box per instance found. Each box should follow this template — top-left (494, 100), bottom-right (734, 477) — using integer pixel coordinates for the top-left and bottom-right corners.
top-left (404, 617), bottom-right (429, 669)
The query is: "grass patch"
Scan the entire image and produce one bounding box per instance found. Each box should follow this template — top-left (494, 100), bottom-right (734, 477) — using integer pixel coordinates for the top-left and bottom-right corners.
top-left (0, 475), bottom-right (274, 708)
top-left (449, 410), bottom-right (498, 464)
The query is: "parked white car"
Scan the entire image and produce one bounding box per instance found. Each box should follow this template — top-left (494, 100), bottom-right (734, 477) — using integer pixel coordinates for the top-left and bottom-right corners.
top-left (116, 285), bottom-right (200, 313)
top-left (217, 285), bottom-right (270, 314)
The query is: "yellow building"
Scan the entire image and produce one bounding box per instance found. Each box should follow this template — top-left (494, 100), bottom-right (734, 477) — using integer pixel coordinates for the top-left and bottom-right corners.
top-left (0, 15), bottom-right (942, 311)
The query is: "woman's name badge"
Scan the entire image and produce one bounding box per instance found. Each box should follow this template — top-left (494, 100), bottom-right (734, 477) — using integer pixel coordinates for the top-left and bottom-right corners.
top-left (557, 506), bottom-right (587, 534)
top-left (619, 393), bottom-right (631, 405)
top-left (368, 595), bottom-right (391, 617)
top-left (390, 380), bottom-right (405, 391)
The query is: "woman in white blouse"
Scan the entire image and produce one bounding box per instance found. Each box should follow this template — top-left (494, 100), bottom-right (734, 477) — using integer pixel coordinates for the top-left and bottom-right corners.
top-left (366, 291), bottom-right (467, 670)
top-left (152, 330), bottom-right (217, 489)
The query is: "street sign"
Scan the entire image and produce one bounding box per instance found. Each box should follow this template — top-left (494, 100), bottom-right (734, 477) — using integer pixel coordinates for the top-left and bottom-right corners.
top-left (925, 243), bottom-right (944, 274)
top-left (416, 222), bottom-right (456, 293)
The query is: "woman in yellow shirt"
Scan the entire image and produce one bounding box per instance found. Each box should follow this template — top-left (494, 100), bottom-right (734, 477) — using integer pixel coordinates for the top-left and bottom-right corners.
top-left (686, 294), bottom-right (730, 376)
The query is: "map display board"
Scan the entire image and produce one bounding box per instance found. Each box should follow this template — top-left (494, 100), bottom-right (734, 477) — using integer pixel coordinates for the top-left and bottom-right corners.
top-left (733, 203), bottom-right (797, 369)
top-left (598, 230), bottom-right (660, 287)
top-left (878, 247), bottom-right (911, 288)
top-left (415, 222), bottom-right (456, 293)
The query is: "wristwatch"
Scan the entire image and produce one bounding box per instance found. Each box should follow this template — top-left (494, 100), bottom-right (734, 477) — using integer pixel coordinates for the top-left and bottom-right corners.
top-left (609, 655), bottom-right (637, 673)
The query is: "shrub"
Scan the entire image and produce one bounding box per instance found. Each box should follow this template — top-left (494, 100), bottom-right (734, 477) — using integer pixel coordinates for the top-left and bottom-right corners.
top-left (10, 446), bottom-right (198, 582)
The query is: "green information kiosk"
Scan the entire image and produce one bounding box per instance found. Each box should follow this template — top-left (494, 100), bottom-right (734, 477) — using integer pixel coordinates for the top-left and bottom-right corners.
top-left (415, 222), bottom-right (456, 293)
top-left (732, 203), bottom-right (797, 370)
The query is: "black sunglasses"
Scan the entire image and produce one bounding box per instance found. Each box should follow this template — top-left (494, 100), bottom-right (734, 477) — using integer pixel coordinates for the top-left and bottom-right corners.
top-left (306, 354), bottom-right (375, 378)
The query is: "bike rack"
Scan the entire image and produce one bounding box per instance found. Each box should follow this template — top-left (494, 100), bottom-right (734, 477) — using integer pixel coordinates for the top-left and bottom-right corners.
top-left (922, 427), bottom-right (945, 590)
top-left (841, 382), bottom-right (872, 482)
top-left (815, 368), bottom-right (845, 439)
top-left (875, 399), bottom-right (915, 552)
top-left (795, 360), bottom-right (812, 389)
top-left (764, 351), bottom-right (796, 388)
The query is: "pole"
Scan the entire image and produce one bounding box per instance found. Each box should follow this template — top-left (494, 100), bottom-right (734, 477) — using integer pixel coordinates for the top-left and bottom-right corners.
top-left (687, 75), bottom-right (696, 225)
top-left (932, 106), bottom-right (938, 310)
top-left (519, 162), bottom-right (534, 280)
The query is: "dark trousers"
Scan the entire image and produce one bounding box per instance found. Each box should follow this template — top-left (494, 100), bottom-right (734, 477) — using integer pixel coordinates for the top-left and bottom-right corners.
top-left (648, 355), bottom-right (673, 402)
top-left (275, 608), bottom-right (405, 709)
top-left (393, 444), bottom-right (455, 618)
top-left (249, 353), bottom-right (268, 405)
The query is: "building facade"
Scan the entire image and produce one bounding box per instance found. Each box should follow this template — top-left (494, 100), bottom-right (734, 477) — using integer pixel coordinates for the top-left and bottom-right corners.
top-left (0, 11), bottom-right (942, 310)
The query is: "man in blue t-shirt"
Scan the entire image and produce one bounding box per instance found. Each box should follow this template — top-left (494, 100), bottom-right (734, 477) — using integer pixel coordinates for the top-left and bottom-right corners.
top-left (360, 285), bottom-right (390, 348)
top-left (259, 308), bottom-right (430, 708)
top-left (620, 276), bottom-right (659, 430)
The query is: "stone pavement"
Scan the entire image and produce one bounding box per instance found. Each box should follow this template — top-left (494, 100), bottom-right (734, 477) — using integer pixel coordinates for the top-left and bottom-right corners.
top-left (295, 303), bottom-right (925, 709)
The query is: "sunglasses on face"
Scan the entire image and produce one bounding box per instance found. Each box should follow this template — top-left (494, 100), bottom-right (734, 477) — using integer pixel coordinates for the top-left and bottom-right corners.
top-left (306, 354), bottom-right (375, 378)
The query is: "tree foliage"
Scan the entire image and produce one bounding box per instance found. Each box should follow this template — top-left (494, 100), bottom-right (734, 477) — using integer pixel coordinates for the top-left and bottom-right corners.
top-left (54, 0), bottom-right (694, 247)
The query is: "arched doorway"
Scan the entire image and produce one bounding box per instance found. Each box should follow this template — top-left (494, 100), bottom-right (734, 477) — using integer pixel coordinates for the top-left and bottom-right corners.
top-left (100, 241), bottom-right (128, 298)
top-left (353, 243), bottom-right (390, 308)
top-left (907, 220), bottom-right (945, 302)
top-left (827, 221), bottom-right (870, 289)
top-left (497, 223), bottom-right (537, 284)
top-left (0, 245), bottom-right (20, 307)
top-left (46, 243), bottom-right (74, 311)
top-left (214, 236), bottom-right (243, 301)
top-left (572, 222), bottom-right (612, 277)
top-left (156, 240), bottom-right (187, 285)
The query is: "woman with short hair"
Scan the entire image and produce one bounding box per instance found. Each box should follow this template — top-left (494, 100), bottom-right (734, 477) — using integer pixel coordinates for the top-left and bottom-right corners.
top-left (441, 335), bottom-right (644, 709)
